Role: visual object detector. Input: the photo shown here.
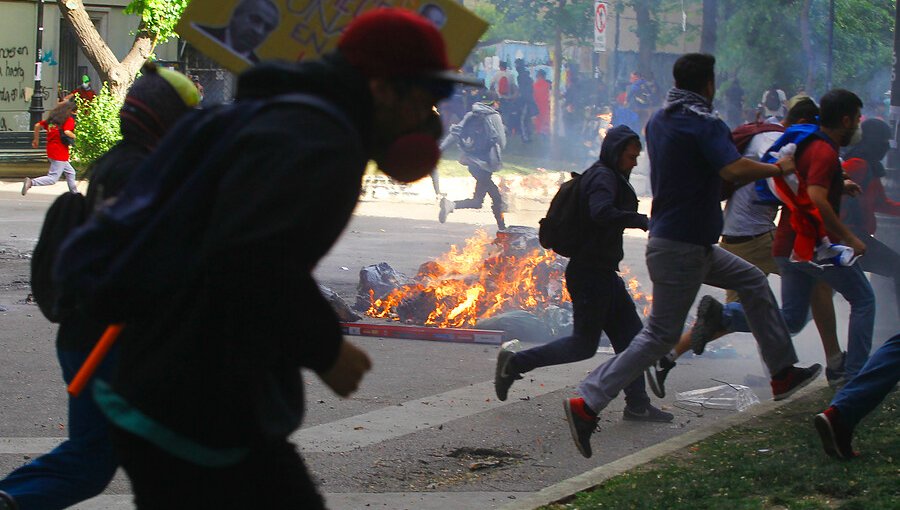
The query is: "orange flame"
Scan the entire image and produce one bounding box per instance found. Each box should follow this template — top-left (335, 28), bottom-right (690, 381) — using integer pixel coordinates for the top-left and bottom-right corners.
top-left (366, 232), bottom-right (654, 327)
top-left (366, 230), bottom-right (571, 328)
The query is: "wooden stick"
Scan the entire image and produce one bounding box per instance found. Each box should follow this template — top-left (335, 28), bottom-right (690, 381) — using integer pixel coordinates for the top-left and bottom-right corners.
top-left (67, 323), bottom-right (124, 397)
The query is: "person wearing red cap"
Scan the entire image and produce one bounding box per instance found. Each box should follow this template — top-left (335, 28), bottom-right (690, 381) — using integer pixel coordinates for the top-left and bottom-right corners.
top-left (73, 8), bottom-right (479, 508)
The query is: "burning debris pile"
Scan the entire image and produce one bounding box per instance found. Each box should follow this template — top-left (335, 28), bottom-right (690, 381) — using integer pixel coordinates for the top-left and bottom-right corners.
top-left (359, 227), bottom-right (571, 332)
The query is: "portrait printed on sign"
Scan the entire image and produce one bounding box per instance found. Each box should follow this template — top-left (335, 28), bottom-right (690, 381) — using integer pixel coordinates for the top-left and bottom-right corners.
top-left (179, 0), bottom-right (488, 74)
top-left (192, 0), bottom-right (280, 65)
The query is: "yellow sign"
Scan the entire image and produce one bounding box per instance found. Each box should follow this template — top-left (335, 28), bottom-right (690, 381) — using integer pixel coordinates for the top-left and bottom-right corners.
top-left (177, 0), bottom-right (488, 74)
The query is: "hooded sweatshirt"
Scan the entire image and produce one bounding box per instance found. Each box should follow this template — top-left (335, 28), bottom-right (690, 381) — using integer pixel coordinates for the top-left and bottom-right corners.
top-left (99, 54), bottom-right (372, 464)
top-left (571, 125), bottom-right (648, 271)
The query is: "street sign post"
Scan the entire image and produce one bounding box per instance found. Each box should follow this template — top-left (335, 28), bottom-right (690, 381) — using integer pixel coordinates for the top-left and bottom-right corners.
top-left (594, 1), bottom-right (608, 52)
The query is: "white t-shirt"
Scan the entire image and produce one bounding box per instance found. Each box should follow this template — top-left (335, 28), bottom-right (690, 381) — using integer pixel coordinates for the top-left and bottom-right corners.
top-left (722, 130), bottom-right (784, 237)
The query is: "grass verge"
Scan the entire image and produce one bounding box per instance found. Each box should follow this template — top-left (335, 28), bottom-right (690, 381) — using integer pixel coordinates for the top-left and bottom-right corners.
top-left (543, 388), bottom-right (899, 510)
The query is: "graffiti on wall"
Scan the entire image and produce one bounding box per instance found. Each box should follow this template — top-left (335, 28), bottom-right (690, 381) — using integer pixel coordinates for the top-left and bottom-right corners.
top-left (0, 44), bottom-right (39, 131)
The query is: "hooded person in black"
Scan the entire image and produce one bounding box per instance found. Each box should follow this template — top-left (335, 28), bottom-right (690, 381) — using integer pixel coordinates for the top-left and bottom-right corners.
top-left (0, 63), bottom-right (200, 510)
top-left (493, 125), bottom-right (672, 438)
top-left (76, 8), bottom-right (479, 508)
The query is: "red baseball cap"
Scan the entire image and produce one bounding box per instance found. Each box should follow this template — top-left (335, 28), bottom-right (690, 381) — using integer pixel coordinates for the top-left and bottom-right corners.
top-left (338, 7), bottom-right (481, 87)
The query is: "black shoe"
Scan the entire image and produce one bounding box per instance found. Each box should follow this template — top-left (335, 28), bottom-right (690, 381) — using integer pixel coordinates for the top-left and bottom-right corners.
top-left (494, 347), bottom-right (521, 401)
top-left (645, 357), bottom-right (676, 398)
top-left (0, 491), bottom-right (18, 510)
top-left (691, 295), bottom-right (724, 355)
top-left (623, 403), bottom-right (674, 423)
top-left (771, 363), bottom-right (822, 401)
top-left (564, 398), bottom-right (598, 458)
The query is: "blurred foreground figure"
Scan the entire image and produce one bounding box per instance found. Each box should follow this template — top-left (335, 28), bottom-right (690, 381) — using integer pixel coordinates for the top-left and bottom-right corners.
top-left (0, 63), bottom-right (200, 510)
top-left (815, 332), bottom-right (900, 460)
top-left (52, 8), bottom-right (477, 508)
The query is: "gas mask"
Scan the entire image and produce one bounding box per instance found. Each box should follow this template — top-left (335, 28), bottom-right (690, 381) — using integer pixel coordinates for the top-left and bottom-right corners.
top-left (376, 110), bottom-right (443, 183)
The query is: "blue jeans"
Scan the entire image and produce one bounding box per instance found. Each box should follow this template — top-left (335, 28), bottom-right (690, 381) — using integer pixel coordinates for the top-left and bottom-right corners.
top-left (0, 347), bottom-right (118, 509)
top-left (722, 257), bottom-right (874, 378)
top-left (831, 333), bottom-right (900, 429)
top-left (510, 263), bottom-right (650, 410)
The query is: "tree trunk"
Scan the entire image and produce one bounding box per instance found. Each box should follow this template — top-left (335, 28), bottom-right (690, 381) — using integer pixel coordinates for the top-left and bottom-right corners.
top-left (799, 0), bottom-right (815, 93)
top-left (57, 0), bottom-right (157, 98)
top-left (633, 1), bottom-right (657, 76)
top-left (700, 0), bottom-right (717, 54)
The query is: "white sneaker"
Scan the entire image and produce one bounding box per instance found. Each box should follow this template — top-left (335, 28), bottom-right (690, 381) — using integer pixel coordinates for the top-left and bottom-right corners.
top-left (438, 197), bottom-right (455, 223)
top-left (21, 178), bottom-right (32, 196)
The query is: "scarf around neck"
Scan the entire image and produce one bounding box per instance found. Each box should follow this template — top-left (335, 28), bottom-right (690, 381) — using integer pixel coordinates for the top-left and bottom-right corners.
top-left (663, 88), bottom-right (718, 120)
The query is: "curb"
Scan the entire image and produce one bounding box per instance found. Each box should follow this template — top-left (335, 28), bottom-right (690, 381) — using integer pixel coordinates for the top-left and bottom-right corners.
top-left (499, 378), bottom-right (829, 510)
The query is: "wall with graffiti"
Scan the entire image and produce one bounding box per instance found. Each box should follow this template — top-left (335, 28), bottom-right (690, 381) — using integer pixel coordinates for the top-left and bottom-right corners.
top-left (0, 0), bottom-right (178, 132)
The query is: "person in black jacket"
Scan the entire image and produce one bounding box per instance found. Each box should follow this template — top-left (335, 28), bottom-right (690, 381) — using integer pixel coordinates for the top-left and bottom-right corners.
top-left (77, 8), bottom-right (478, 509)
top-left (494, 125), bottom-right (672, 444)
top-left (0, 63), bottom-right (200, 510)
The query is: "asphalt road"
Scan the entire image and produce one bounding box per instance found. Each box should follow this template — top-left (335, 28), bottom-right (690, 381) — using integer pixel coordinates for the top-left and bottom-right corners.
top-left (0, 182), bottom-right (888, 509)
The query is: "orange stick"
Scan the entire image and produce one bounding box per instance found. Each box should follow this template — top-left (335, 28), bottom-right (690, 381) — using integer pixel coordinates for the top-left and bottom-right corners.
top-left (67, 323), bottom-right (124, 397)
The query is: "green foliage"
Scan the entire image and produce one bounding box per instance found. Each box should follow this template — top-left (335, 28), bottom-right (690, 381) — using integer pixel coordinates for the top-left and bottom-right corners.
top-left (717, 0), bottom-right (894, 108)
top-left (124, 0), bottom-right (191, 41)
top-left (70, 84), bottom-right (123, 176)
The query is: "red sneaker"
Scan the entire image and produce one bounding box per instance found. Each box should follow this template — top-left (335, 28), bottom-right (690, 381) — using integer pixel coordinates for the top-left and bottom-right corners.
top-left (814, 406), bottom-right (858, 460)
top-left (771, 364), bottom-right (821, 401)
top-left (563, 398), bottom-right (598, 458)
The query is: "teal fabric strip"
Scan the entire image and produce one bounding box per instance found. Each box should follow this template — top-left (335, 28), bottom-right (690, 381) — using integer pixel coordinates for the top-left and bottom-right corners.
top-left (94, 379), bottom-right (250, 467)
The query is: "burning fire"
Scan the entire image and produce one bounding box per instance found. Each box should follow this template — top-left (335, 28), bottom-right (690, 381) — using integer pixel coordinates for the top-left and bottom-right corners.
top-left (367, 230), bottom-right (570, 327)
top-left (366, 230), bottom-right (654, 328)
top-left (619, 265), bottom-right (653, 317)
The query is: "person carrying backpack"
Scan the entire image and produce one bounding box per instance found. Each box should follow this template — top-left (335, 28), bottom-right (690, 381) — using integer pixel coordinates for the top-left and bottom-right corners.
top-left (22, 100), bottom-right (78, 196)
top-left (494, 125), bottom-right (671, 456)
top-left (438, 101), bottom-right (508, 229)
top-left (761, 84), bottom-right (787, 120)
top-left (48, 9), bottom-right (478, 508)
top-left (0, 63), bottom-right (201, 510)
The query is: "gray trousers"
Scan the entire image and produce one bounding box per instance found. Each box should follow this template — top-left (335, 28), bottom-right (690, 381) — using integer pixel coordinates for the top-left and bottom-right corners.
top-left (578, 237), bottom-right (799, 413)
top-left (34, 159), bottom-right (78, 193)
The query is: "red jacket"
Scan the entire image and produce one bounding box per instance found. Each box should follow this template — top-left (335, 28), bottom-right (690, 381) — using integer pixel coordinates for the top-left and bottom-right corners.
top-left (841, 158), bottom-right (900, 235)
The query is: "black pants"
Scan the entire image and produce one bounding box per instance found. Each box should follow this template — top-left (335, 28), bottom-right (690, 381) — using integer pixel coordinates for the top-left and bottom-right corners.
top-left (455, 165), bottom-right (505, 228)
top-left (111, 427), bottom-right (325, 509)
top-left (853, 227), bottom-right (900, 316)
top-left (510, 262), bottom-right (650, 410)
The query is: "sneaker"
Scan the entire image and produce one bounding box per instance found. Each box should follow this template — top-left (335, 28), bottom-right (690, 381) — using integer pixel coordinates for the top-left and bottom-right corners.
top-left (494, 347), bottom-right (522, 401)
top-left (21, 177), bottom-right (32, 196)
top-left (814, 406), bottom-right (857, 460)
top-left (623, 403), bottom-right (674, 423)
top-left (691, 295), bottom-right (724, 355)
top-left (438, 197), bottom-right (455, 223)
top-left (825, 352), bottom-right (847, 389)
top-left (771, 364), bottom-right (822, 401)
top-left (563, 398), bottom-right (598, 458)
top-left (0, 490), bottom-right (18, 510)
top-left (645, 357), bottom-right (676, 398)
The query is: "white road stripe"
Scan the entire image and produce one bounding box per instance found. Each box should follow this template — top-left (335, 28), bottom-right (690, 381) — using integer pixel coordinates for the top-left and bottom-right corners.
top-left (291, 357), bottom-right (601, 453)
top-left (1, 357), bottom-right (604, 456)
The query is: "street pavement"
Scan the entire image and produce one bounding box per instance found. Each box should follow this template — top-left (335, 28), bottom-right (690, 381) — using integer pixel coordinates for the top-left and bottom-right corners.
top-left (0, 178), bottom-right (890, 509)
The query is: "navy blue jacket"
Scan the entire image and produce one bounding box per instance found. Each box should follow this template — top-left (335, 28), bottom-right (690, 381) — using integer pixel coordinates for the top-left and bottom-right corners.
top-left (571, 125), bottom-right (648, 271)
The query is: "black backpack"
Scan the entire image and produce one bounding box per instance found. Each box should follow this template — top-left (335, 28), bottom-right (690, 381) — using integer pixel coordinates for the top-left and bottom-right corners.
top-left (764, 89), bottom-right (782, 112)
top-left (538, 170), bottom-right (588, 257)
top-left (54, 93), bottom-right (356, 324)
top-left (31, 192), bottom-right (88, 322)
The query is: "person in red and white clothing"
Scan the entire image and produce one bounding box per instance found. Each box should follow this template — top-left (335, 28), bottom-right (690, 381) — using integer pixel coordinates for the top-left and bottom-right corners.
top-left (842, 118), bottom-right (900, 315)
top-left (23, 100), bottom-right (78, 195)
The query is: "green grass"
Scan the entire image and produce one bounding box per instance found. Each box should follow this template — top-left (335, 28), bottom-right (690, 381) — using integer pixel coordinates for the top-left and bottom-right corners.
top-left (543, 389), bottom-right (900, 510)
